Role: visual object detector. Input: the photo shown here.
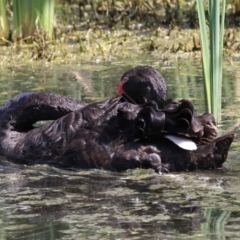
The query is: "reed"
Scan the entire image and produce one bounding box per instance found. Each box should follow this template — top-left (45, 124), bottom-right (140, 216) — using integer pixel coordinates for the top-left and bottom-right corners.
top-left (0, 0), bottom-right (9, 40)
top-left (12, 0), bottom-right (54, 40)
top-left (196, 0), bottom-right (226, 123)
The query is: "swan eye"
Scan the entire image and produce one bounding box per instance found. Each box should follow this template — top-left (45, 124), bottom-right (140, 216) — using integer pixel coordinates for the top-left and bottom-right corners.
top-left (142, 96), bottom-right (147, 103)
top-left (137, 118), bottom-right (145, 130)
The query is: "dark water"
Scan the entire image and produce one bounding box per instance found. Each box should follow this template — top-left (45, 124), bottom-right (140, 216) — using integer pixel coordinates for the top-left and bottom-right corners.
top-left (0, 58), bottom-right (240, 240)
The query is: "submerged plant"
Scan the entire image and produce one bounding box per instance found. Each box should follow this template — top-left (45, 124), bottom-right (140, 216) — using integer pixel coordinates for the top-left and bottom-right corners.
top-left (197, 0), bottom-right (226, 123)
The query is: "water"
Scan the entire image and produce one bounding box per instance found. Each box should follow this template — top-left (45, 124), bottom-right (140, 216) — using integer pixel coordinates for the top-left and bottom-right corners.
top-left (0, 58), bottom-right (240, 239)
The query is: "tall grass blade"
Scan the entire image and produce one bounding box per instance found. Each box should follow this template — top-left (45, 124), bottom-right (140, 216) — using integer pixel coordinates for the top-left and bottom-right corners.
top-left (197, 0), bottom-right (226, 123)
top-left (12, 0), bottom-right (54, 40)
top-left (218, 0), bottom-right (226, 121)
top-left (196, 0), bottom-right (211, 113)
top-left (210, 1), bottom-right (220, 121)
top-left (0, 0), bottom-right (9, 40)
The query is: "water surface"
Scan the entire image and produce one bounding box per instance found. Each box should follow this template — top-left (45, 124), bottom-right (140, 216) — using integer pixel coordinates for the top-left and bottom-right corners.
top-left (0, 58), bottom-right (240, 240)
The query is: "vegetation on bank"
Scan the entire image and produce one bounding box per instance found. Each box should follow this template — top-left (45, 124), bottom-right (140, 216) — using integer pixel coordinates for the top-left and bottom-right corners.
top-left (0, 0), bottom-right (240, 63)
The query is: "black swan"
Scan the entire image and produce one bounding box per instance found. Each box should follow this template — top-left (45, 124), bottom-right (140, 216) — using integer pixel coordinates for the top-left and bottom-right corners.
top-left (0, 66), bottom-right (235, 173)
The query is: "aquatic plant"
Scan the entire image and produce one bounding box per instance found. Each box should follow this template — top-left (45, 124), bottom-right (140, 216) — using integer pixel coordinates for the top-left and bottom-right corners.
top-left (196, 0), bottom-right (226, 123)
top-left (12, 0), bottom-right (54, 40)
top-left (31, 25), bottom-right (53, 60)
top-left (0, 0), bottom-right (9, 40)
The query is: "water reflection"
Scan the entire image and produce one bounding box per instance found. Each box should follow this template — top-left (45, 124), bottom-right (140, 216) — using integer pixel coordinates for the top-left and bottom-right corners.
top-left (0, 59), bottom-right (240, 239)
top-left (201, 209), bottom-right (231, 240)
top-left (1, 165), bottom-right (240, 240)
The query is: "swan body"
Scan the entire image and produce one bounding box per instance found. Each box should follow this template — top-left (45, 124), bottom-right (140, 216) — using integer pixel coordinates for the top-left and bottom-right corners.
top-left (0, 92), bottom-right (235, 173)
top-left (0, 66), bottom-right (235, 173)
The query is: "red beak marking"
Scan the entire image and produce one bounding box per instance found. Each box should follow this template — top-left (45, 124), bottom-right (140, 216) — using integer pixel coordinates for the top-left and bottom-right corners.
top-left (117, 77), bottom-right (128, 96)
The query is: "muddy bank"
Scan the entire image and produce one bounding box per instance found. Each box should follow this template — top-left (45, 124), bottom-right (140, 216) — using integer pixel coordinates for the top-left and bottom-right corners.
top-left (1, 28), bottom-right (240, 66)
